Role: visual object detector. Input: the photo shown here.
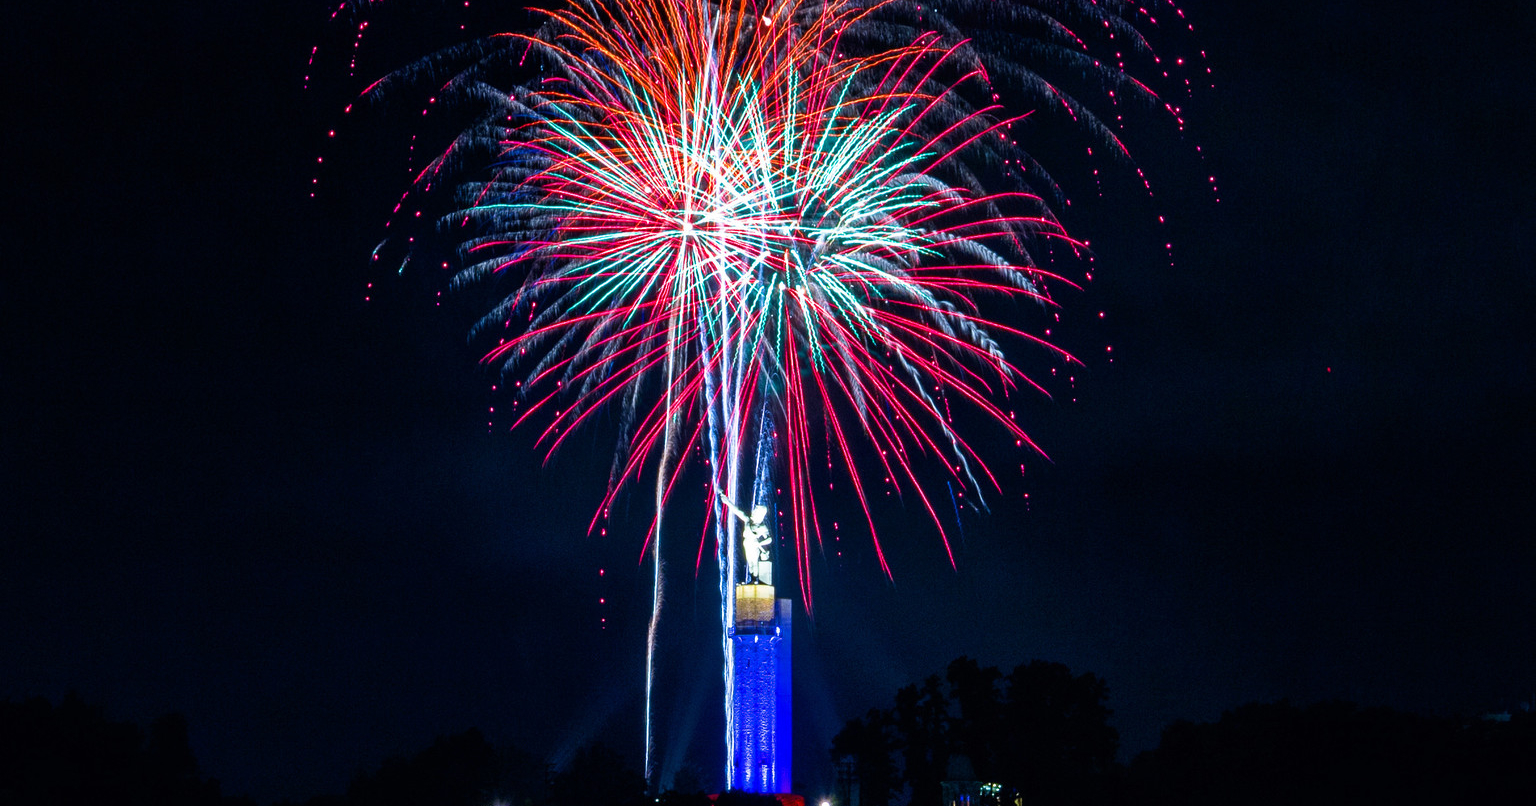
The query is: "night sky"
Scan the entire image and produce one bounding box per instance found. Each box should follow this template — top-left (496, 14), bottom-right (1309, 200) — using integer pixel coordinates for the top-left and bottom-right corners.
top-left (4, 1), bottom-right (1533, 803)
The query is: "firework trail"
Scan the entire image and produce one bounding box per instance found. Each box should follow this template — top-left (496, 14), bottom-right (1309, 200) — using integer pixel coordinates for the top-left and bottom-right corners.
top-left (339, 0), bottom-right (1205, 787)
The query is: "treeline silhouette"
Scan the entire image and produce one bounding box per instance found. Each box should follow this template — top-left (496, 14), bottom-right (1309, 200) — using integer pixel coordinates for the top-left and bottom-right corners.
top-left (0, 694), bottom-right (751, 806)
top-left (1129, 699), bottom-right (1536, 806)
top-left (281, 738), bottom-right (787, 806)
top-left (8, 669), bottom-right (1534, 806)
top-left (832, 656), bottom-right (1536, 806)
top-left (280, 727), bottom-right (549, 806)
top-left (0, 693), bottom-right (255, 806)
top-left (832, 658), bottom-right (1119, 806)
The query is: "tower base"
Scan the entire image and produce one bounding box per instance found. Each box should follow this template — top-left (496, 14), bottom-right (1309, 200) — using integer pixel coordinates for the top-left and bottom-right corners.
top-left (729, 586), bottom-right (792, 794)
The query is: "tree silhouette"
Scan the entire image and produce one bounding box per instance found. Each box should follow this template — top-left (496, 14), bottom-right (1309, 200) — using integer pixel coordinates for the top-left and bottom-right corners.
top-left (280, 726), bottom-right (546, 806)
top-left (549, 742), bottom-right (646, 806)
top-left (0, 694), bottom-right (251, 806)
top-left (658, 762), bottom-right (713, 806)
top-left (945, 658), bottom-right (1003, 779)
top-left (831, 657), bottom-right (1119, 806)
top-left (344, 728), bottom-right (503, 806)
top-left (892, 675), bottom-right (952, 806)
top-left (995, 660), bottom-right (1119, 804)
top-left (1127, 700), bottom-right (1536, 806)
top-left (830, 709), bottom-right (898, 806)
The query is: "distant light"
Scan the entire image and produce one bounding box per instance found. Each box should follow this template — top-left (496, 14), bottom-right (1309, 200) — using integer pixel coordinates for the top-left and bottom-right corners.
top-left (821, 800), bottom-right (831, 806)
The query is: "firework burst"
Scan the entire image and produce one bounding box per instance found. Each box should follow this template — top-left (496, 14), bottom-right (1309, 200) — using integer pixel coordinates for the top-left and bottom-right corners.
top-left (337, 0), bottom-right (1204, 786)
top-left (418, 0), bottom-right (1092, 593)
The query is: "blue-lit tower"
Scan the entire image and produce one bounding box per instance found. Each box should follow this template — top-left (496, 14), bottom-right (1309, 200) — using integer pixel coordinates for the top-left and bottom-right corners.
top-left (730, 583), bottom-right (791, 793)
top-left (722, 421), bottom-right (792, 794)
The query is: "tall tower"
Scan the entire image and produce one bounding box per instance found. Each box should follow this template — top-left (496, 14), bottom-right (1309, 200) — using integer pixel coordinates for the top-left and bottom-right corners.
top-left (721, 474), bottom-right (792, 794)
top-left (730, 584), bottom-right (792, 793)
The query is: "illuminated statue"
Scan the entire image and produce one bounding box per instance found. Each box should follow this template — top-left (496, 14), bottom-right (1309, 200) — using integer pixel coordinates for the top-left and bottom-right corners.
top-left (720, 492), bottom-right (773, 586)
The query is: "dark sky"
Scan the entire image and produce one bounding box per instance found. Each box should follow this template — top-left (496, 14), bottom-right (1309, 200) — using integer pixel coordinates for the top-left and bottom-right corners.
top-left (4, 1), bottom-right (1533, 803)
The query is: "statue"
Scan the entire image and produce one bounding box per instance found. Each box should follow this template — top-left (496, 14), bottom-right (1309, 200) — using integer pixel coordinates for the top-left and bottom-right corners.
top-left (719, 491), bottom-right (773, 586)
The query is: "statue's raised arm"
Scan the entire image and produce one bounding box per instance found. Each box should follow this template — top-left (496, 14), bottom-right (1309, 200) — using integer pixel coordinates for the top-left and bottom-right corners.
top-left (716, 489), bottom-right (752, 526)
